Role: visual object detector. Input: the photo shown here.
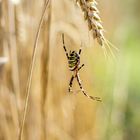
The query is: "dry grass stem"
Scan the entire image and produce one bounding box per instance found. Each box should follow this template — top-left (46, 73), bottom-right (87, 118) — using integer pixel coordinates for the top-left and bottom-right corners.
top-left (18, 0), bottom-right (50, 140)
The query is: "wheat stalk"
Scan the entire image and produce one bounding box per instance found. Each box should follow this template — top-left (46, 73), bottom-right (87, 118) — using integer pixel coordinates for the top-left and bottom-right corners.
top-left (18, 0), bottom-right (50, 140)
top-left (76, 0), bottom-right (119, 59)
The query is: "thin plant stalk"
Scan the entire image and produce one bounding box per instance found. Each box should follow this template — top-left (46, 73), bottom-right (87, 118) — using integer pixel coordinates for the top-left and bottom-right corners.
top-left (41, 1), bottom-right (52, 139)
top-left (18, 0), bottom-right (50, 140)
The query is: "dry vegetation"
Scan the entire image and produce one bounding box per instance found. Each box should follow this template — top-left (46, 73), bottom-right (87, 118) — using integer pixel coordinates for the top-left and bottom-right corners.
top-left (1, 0), bottom-right (137, 140)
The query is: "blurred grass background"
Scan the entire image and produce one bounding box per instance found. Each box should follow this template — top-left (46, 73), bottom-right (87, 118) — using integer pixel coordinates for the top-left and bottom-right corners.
top-left (0, 0), bottom-right (140, 140)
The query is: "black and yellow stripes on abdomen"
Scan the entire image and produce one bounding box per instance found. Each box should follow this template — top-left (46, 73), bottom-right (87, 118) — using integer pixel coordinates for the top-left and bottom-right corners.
top-left (68, 53), bottom-right (80, 71)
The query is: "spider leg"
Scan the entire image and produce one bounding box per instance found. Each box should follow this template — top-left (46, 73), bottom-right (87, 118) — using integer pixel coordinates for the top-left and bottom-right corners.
top-left (62, 34), bottom-right (69, 59)
top-left (68, 75), bottom-right (74, 92)
top-left (79, 48), bottom-right (82, 55)
top-left (76, 73), bottom-right (102, 101)
top-left (78, 64), bottom-right (84, 71)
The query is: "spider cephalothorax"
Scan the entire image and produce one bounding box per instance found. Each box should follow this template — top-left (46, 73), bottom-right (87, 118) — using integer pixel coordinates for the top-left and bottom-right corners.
top-left (62, 34), bottom-right (101, 101)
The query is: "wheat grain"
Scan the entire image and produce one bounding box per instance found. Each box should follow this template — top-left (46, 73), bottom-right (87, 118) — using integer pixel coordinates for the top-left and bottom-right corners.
top-left (76, 0), bottom-right (119, 59)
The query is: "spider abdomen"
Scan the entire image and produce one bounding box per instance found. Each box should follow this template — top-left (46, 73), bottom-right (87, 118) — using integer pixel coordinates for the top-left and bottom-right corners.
top-left (68, 51), bottom-right (80, 71)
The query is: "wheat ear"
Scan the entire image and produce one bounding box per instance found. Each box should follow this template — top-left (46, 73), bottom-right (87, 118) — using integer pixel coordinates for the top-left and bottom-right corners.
top-left (76, 0), bottom-right (119, 59)
top-left (18, 1), bottom-right (50, 140)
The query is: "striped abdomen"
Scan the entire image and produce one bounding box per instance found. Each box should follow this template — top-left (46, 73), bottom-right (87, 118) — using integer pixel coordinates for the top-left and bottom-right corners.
top-left (68, 51), bottom-right (80, 71)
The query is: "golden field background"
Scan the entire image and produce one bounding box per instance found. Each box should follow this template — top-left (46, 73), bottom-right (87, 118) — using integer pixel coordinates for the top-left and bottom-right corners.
top-left (0, 0), bottom-right (140, 140)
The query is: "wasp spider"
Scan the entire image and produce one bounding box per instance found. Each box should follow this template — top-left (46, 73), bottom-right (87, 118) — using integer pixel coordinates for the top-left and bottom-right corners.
top-left (62, 34), bottom-right (101, 101)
